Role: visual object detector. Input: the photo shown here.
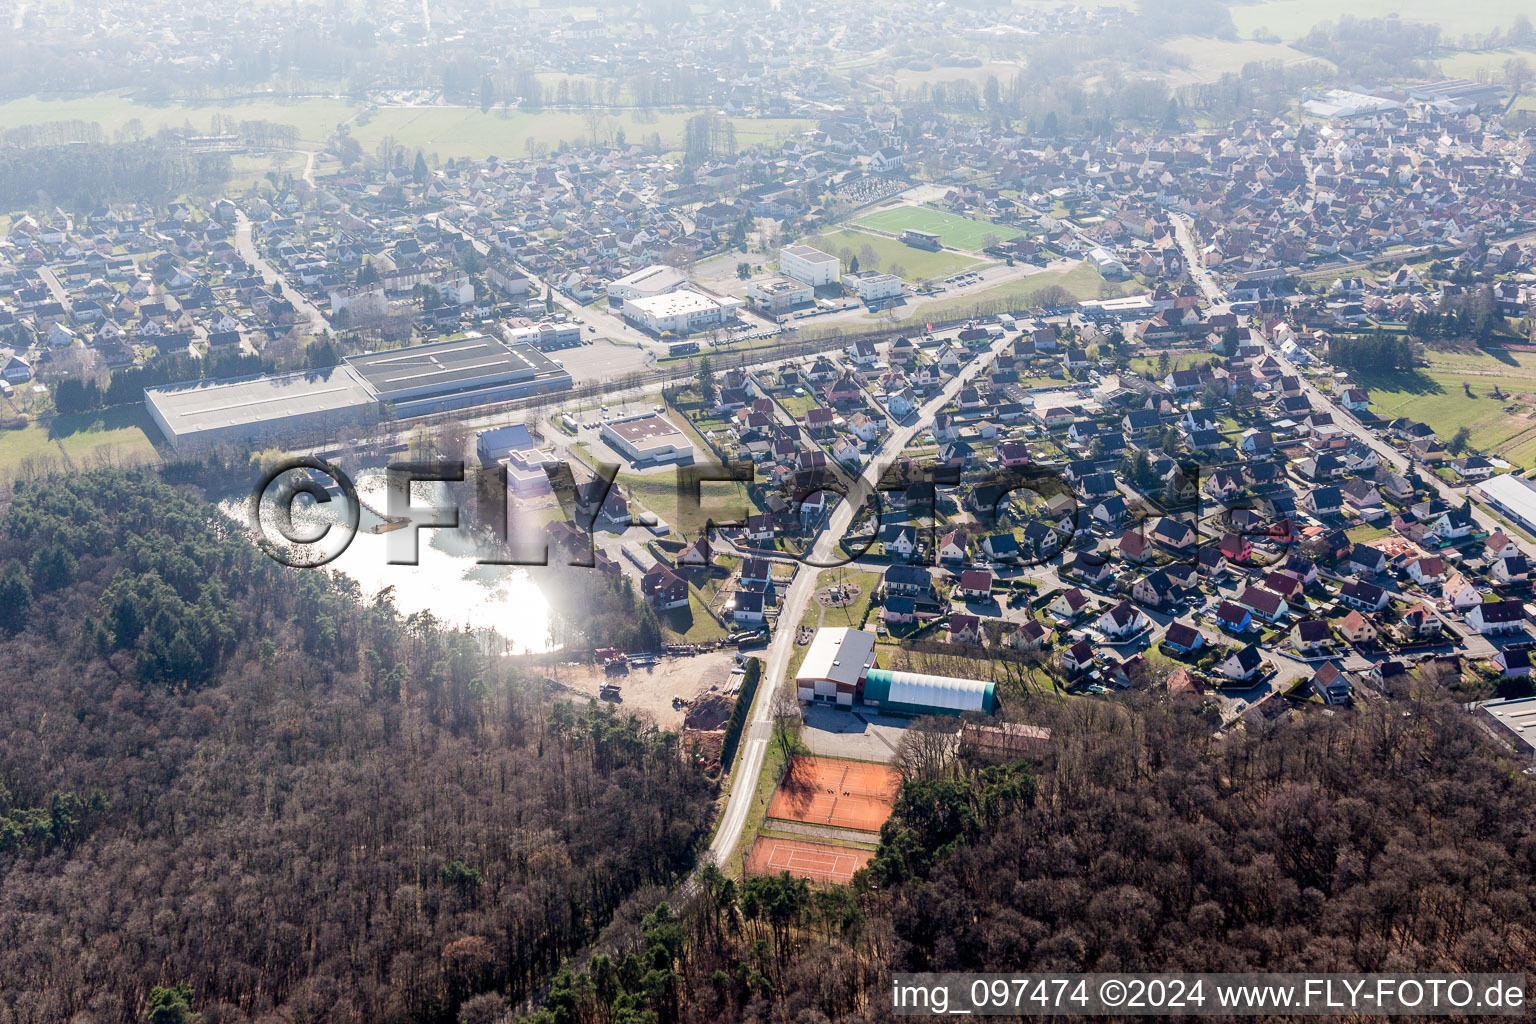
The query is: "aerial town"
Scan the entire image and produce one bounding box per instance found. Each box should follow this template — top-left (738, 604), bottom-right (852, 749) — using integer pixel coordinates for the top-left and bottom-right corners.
top-left (3, 1), bottom-right (1536, 1021)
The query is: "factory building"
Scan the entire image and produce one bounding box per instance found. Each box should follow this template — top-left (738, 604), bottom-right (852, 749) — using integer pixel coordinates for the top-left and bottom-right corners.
top-left (343, 335), bottom-right (571, 418)
top-left (794, 627), bottom-right (996, 716)
top-left (503, 320), bottom-right (582, 350)
top-left (606, 264), bottom-right (689, 303)
top-left (621, 290), bottom-right (741, 336)
top-left (146, 335), bottom-right (572, 451)
top-left (145, 364), bottom-right (376, 451)
top-left (779, 244), bottom-right (841, 287)
top-left (600, 413), bottom-right (694, 465)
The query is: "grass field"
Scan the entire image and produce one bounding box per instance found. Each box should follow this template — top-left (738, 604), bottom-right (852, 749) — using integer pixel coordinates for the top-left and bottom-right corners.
top-left (351, 107), bottom-right (812, 161)
top-left (906, 260), bottom-right (1129, 322)
top-left (1358, 347), bottom-right (1536, 468)
top-left (1128, 351), bottom-right (1219, 377)
top-left (1431, 46), bottom-right (1536, 80)
top-left (806, 227), bottom-right (981, 281)
top-left (0, 91), bottom-right (812, 163)
top-left (51, 406), bottom-right (161, 469)
top-left (853, 205), bottom-right (1023, 252)
top-left (1160, 35), bottom-right (1332, 83)
top-left (0, 423), bottom-right (67, 481)
top-left (1229, 0), bottom-right (1523, 39)
top-left (0, 93), bottom-right (355, 143)
top-left (618, 471), bottom-right (754, 538)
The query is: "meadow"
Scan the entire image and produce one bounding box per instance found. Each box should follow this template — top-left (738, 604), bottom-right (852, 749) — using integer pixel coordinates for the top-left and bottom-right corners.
top-left (903, 260), bottom-right (1127, 322)
top-left (0, 91), bottom-right (813, 163)
top-left (1228, 0), bottom-right (1525, 39)
top-left (853, 205), bottom-right (1023, 252)
top-left (1358, 347), bottom-right (1536, 467)
top-left (805, 227), bottom-right (982, 281)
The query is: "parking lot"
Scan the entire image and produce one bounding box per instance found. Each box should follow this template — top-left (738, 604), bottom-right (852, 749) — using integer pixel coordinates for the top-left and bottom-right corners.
top-left (799, 703), bottom-right (909, 763)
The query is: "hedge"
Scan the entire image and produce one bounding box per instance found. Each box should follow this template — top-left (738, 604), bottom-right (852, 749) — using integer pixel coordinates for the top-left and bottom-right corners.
top-left (719, 656), bottom-right (762, 773)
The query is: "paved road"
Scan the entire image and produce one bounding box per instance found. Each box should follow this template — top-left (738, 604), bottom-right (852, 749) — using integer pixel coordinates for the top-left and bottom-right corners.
top-left (234, 210), bottom-right (328, 334)
top-left (706, 329), bottom-right (1014, 869)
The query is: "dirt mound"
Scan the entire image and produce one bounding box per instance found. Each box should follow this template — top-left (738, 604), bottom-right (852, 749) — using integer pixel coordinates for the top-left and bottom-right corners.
top-left (684, 692), bottom-right (734, 731)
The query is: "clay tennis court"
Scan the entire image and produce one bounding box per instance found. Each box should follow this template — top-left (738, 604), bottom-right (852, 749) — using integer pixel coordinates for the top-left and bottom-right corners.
top-left (765, 755), bottom-right (899, 832)
top-left (745, 837), bottom-right (874, 884)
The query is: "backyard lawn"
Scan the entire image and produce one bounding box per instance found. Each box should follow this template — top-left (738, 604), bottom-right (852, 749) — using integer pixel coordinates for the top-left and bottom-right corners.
top-left (853, 205), bottom-right (1024, 252)
top-left (1357, 347), bottom-right (1536, 468)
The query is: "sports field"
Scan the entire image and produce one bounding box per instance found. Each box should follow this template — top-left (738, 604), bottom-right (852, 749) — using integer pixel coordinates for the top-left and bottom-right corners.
top-left (1358, 347), bottom-right (1536, 468)
top-left (745, 837), bottom-right (873, 884)
top-left (765, 755), bottom-right (899, 832)
top-left (805, 228), bottom-right (980, 281)
top-left (854, 206), bottom-right (1022, 252)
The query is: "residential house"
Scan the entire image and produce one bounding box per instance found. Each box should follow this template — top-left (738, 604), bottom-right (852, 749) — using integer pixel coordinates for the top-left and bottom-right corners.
top-left (1339, 579), bottom-right (1389, 612)
top-left (1311, 662), bottom-right (1353, 704)
top-left (1215, 600), bottom-right (1254, 633)
top-left (1049, 588), bottom-right (1091, 621)
top-left (1338, 610), bottom-right (1379, 645)
top-left (1163, 621), bottom-right (1206, 655)
top-left (1292, 618), bottom-right (1333, 654)
top-left (1467, 599), bottom-right (1526, 635)
top-left (1097, 600), bottom-right (1148, 640)
top-left (1217, 644), bottom-right (1264, 682)
top-left (949, 613), bottom-right (984, 645)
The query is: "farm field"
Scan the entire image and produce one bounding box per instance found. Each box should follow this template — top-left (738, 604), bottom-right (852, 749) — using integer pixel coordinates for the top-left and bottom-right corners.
top-left (1228, 0), bottom-right (1522, 38)
top-left (1432, 45), bottom-right (1536, 81)
top-left (1358, 347), bottom-right (1536, 468)
top-left (351, 107), bottom-right (812, 161)
top-left (854, 205), bottom-right (1023, 252)
top-left (1160, 35), bottom-right (1331, 83)
top-left (804, 227), bottom-right (981, 281)
top-left (0, 92), bottom-right (813, 163)
top-left (0, 93), bottom-right (355, 143)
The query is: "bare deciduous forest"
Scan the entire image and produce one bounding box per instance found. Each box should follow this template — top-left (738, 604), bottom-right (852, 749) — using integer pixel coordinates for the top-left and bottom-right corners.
top-left (532, 698), bottom-right (1536, 1024)
top-left (0, 470), bottom-right (712, 1024)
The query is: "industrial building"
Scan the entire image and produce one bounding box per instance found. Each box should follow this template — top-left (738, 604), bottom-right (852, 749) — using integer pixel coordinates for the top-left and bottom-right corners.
top-left (1476, 475), bottom-right (1536, 535)
top-left (1477, 696), bottom-right (1536, 763)
top-left (621, 290), bottom-right (741, 336)
top-left (145, 364), bottom-right (377, 451)
top-left (504, 320), bottom-right (582, 350)
top-left (746, 276), bottom-right (814, 314)
top-left (779, 244), bottom-right (841, 287)
top-left (606, 264), bottom-right (689, 303)
top-left (842, 270), bottom-right (904, 303)
top-left (600, 413), bottom-right (694, 465)
top-left (146, 335), bottom-right (572, 451)
top-left (344, 335), bottom-right (571, 418)
top-left (795, 627), bottom-right (996, 716)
